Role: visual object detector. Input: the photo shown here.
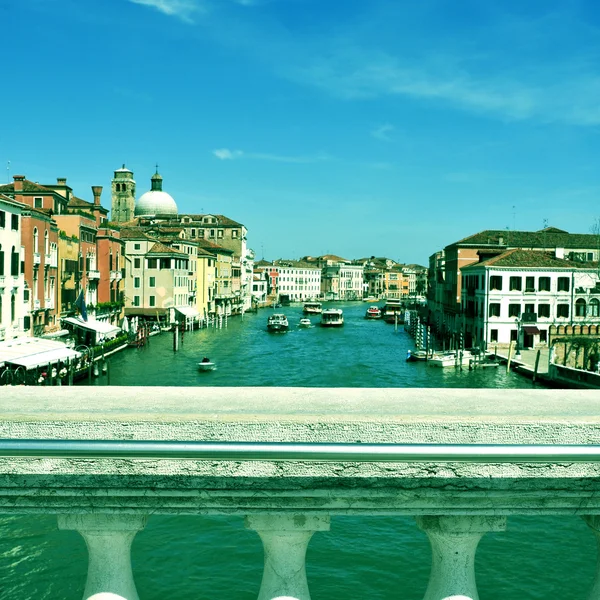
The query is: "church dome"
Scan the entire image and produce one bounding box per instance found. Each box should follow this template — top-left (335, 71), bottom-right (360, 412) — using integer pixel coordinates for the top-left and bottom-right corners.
top-left (134, 169), bottom-right (178, 217)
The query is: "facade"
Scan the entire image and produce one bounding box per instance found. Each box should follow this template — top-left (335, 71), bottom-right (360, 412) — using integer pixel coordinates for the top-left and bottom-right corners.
top-left (461, 249), bottom-right (600, 351)
top-left (0, 195), bottom-right (26, 341)
top-left (264, 260), bottom-right (322, 302)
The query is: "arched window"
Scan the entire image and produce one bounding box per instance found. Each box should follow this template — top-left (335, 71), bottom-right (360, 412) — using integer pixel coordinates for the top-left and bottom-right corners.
top-left (590, 298), bottom-right (600, 318)
top-left (44, 230), bottom-right (49, 255)
top-left (10, 293), bottom-right (15, 322)
top-left (33, 228), bottom-right (38, 253)
top-left (575, 298), bottom-right (587, 317)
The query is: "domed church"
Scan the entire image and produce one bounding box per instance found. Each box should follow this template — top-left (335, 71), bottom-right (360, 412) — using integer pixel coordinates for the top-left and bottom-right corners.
top-left (134, 168), bottom-right (178, 218)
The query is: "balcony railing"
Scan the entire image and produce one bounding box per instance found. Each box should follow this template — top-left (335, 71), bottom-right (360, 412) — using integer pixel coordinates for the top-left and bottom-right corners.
top-left (87, 269), bottom-right (100, 280)
top-left (110, 270), bottom-right (122, 282)
top-left (47, 252), bottom-right (58, 268)
top-left (33, 299), bottom-right (40, 310)
top-left (1, 387), bottom-right (600, 599)
top-left (33, 252), bottom-right (41, 265)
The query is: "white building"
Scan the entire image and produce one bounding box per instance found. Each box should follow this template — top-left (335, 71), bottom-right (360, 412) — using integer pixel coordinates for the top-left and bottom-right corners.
top-left (339, 265), bottom-right (365, 300)
top-left (269, 260), bottom-right (322, 301)
top-left (461, 249), bottom-right (600, 350)
top-left (0, 195), bottom-right (26, 341)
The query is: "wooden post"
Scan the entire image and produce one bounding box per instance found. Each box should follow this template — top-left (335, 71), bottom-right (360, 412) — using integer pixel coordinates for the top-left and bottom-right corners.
top-left (533, 349), bottom-right (541, 383)
top-left (173, 325), bottom-right (179, 352)
top-left (506, 341), bottom-right (515, 373)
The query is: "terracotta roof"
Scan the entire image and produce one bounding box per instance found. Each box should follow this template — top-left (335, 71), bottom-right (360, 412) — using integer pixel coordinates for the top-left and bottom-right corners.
top-left (453, 227), bottom-right (599, 250)
top-left (0, 180), bottom-right (56, 194)
top-left (462, 249), bottom-right (600, 270)
top-left (68, 196), bottom-right (93, 208)
top-left (119, 227), bottom-right (157, 241)
top-left (196, 239), bottom-right (233, 254)
top-left (0, 193), bottom-right (27, 209)
top-left (147, 242), bottom-right (187, 257)
top-left (178, 214), bottom-right (244, 227)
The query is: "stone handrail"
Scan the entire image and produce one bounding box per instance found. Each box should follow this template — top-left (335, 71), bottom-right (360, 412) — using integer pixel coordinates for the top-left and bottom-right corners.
top-left (2, 387), bottom-right (600, 600)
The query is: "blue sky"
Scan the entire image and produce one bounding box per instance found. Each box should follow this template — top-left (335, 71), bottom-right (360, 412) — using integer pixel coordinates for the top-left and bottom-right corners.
top-left (3, 0), bottom-right (600, 264)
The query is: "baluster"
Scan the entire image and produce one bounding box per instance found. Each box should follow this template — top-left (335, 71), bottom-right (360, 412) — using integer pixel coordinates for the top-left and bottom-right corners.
top-left (583, 516), bottom-right (600, 599)
top-left (416, 515), bottom-right (506, 600)
top-left (58, 514), bottom-right (147, 600)
top-left (245, 514), bottom-right (330, 600)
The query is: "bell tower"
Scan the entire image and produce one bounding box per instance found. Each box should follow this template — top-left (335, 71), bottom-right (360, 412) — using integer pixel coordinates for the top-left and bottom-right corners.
top-left (111, 165), bottom-right (136, 223)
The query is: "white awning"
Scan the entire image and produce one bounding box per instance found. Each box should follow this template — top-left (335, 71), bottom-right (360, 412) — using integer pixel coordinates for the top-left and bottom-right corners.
top-left (63, 317), bottom-right (121, 339)
top-left (0, 338), bottom-right (78, 369)
top-left (7, 347), bottom-right (80, 370)
top-left (174, 306), bottom-right (200, 319)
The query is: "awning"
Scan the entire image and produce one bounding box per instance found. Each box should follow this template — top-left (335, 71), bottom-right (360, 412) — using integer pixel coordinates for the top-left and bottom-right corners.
top-left (174, 306), bottom-right (199, 319)
top-left (63, 317), bottom-right (121, 339)
top-left (7, 347), bottom-right (80, 370)
top-left (0, 338), bottom-right (78, 369)
top-left (42, 329), bottom-right (70, 339)
top-left (523, 326), bottom-right (541, 334)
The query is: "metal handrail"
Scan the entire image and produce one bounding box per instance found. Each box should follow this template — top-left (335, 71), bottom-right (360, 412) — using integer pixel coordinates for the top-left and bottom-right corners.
top-left (1, 440), bottom-right (600, 463)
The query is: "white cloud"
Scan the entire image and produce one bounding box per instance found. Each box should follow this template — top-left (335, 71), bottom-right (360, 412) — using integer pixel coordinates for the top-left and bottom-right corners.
top-left (371, 123), bottom-right (394, 141)
top-left (212, 148), bottom-right (331, 163)
top-left (128, 0), bottom-right (204, 22)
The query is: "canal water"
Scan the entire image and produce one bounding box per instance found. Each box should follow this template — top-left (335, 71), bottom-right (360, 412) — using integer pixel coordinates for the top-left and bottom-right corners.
top-left (0, 303), bottom-right (595, 598)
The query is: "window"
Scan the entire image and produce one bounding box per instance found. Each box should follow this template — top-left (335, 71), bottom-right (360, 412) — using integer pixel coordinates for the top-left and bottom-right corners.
top-left (134, 243), bottom-right (141, 250)
top-left (147, 258), bottom-right (157, 269)
top-left (510, 329), bottom-right (518, 342)
top-left (590, 299), bottom-right (600, 317)
top-left (11, 247), bottom-right (19, 276)
top-left (191, 228), bottom-right (196, 237)
top-left (0, 211), bottom-right (5, 228)
top-left (588, 253), bottom-right (595, 261)
top-left (149, 276), bottom-right (156, 287)
top-left (149, 296), bottom-right (156, 307)
top-left (557, 277), bottom-right (570, 292)
top-left (232, 229), bottom-right (238, 238)
top-left (33, 228), bottom-right (39, 253)
top-left (540, 330), bottom-right (547, 343)
top-left (133, 296), bottom-right (140, 307)
top-left (524, 303), bottom-right (535, 316)
top-left (217, 229), bottom-right (224, 238)
top-left (34, 197), bottom-right (43, 208)
top-left (209, 229), bottom-right (215, 238)
top-left (508, 304), bottom-right (521, 317)
top-left (525, 276), bottom-right (535, 292)
top-left (134, 277), bottom-right (140, 288)
top-left (538, 304), bottom-right (550, 318)
top-left (538, 277), bottom-right (550, 291)
top-left (134, 258), bottom-right (141, 269)
top-left (23, 289), bottom-right (29, 302)
top-left (11, 294), bottom-right (15, 322)
top-left (557, 304), bottom-right (569, 318)
top-left (509, 276), bottom-right (522, 291)
top-left (488, 303), bottom-right (501, 317)
top-left (11, 215), bottom-right (18, 230)
top-left (575, 298), bottom-right (586, 317)
top-left (44, 230), bottom-right (49, 255)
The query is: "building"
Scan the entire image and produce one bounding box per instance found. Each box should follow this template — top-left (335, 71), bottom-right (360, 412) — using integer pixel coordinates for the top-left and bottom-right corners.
top-left (460, 248), bottom-right (600, 352)
top-left (259, 260), bottom-right (322, 302)
top-left (0, 195), bottom-right (26, 341)
top-left (111, 165), bottom-right (136, 224)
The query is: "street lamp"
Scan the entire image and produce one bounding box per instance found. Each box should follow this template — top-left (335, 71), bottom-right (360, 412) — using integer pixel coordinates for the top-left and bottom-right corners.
top-left (514, 317), bottom-right (522, 360)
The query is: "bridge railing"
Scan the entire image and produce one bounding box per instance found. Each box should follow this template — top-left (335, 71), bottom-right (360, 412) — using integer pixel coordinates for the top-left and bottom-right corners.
top-left (1, 386), bottom-right (600, 600)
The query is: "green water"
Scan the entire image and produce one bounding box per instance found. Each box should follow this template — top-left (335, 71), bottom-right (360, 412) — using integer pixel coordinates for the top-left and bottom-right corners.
top-left (0, 304), bottom-right (595, 598)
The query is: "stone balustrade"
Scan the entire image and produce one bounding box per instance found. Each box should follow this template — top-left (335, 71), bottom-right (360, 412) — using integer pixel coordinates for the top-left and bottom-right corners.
top-left (1, 387), bottom-right (600, 600)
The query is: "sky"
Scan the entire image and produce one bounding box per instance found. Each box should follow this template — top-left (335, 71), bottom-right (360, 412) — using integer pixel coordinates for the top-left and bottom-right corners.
top-left (3, 0), bottom-right (600, 265)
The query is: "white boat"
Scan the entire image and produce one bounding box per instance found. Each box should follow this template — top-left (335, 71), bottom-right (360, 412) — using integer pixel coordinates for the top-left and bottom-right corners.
top-left (320, 308), bottom-right (344, 327)
top-left (303, 302), bottom-right (323, 314)
top-left (406, 349), bottom-right (428, 362)
top-left (299, 318), bottom-right (312, 328)
top-left (381, 299), bottom-right (404, 324)
top-left (198, 358), bottom-right (216, 371)
top-left (267, 313), bottom-right (289, 332)
top-left (428, 351), bottom-right (472, 368)
top-left (365, 306), bottom-right (382, 319)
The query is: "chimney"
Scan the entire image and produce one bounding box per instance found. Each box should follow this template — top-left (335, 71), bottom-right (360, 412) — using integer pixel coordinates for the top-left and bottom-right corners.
top-left (13, 175), bottom-right (25, 192)
top-left (555, 247), bottom-right (565, 259)
top-left (57, 177), bottom-right (67, 186)
top-left (92, 185), bottom-right (103, 206)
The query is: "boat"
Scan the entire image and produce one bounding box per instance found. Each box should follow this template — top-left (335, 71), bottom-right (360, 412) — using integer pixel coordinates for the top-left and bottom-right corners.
top-left (381, 299), bottom-right (405, 324)
top-left (406, 349), bottom-right (428, 361)
top-left (303, 302), bottom-right (323, 314)
top-left (320, 308), bottom-right (344, 327)
top-left (267, 313), bottom-right (289, 332)
top-left (365, 306), bottom-right (382, 319)
top-left (298, 318), bottom-right (312, 328)
top-left (428, 351), bottom-right (472, 368)
top-left (198, 358), bottom-right (216, 371)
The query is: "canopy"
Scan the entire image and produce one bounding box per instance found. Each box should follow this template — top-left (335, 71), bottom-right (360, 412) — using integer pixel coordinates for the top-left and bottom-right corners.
top-left (63, 317), bottom-right (121, 339)
top-left (523, 326), bottom-right (541, 335)
top-left (174, 306), bottom-right (199, 319)
top-left (7, 347), bottom-right (80, 370)
top-left (0, 338), bottom-right (78, 369)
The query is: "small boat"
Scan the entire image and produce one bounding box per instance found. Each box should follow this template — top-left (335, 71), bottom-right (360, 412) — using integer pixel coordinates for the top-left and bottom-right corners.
top-left (303, 302), bottom-right (323, 314)
top-left (365, 306), bottom-right (382, 319)
top-left (320, 308), bottom-right (344, 327)
top-left (299, 318), bottom-right (312, 328)
top-left (363, 296), bottom-right (379, 302)
top-left (267, 313), bottom-right (289, 332)
top-left (428, 351), bottom-right (472, 368)
top-left (198, 358), bottom-right (216, 371)
top-left (406, 349), bottom-right (428, 362)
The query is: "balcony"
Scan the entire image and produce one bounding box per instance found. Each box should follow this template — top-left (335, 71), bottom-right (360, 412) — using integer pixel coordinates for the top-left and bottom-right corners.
top-left (44, 297), bottom-right (54, 309)
top-left (110, 270), bottom-right (122, 282)
top-left (47, 252), bottom-right (58, 268)
top-left (33, 299), bottom-right (40, 310)
top-left (33, 252), bottom-right (41, 265)
top-left (1, 388), bottom-right (600, 599)
top-left (87, 269), bottom-right (101, 280)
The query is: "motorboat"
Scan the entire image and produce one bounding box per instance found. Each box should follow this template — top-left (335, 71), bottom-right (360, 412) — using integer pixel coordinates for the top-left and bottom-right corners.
top-left (365, 306), bottom-right (382, 319)
top-left (406, 349), bottom-right (428, 362)
top-left (363, 296), bottom-right (379, 302)
top-left (428, 350), bottom-right (472, 368)
top-left (320, 308), bottom-right (344, 327)
top-left (303, 302), bottom-right (323, 314)
top-left (299, 318), bottom-right (312, 328)
top-left (267, 313), bottom-right (289, 332)
top-left (381, 299), bottom-right (405, 324)
top-left (198, 358), bottom-right (216, 371)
